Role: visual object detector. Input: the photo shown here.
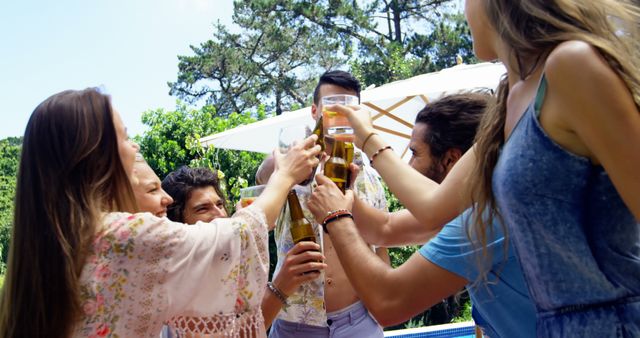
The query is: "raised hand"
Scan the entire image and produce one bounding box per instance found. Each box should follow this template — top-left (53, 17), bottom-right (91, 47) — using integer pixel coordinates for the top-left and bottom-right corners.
top-left (272, 241), bottom-right (326, 296)
top-left (308, 173), bottom-right (355, 224)
top-left (324, 104), bottom-right (373, 150)
top-left (274, 134), bottom-right (321, 186)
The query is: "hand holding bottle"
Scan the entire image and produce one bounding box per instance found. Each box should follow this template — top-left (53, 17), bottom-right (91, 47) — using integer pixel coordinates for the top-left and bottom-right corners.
top-left (307, 174), bottom-right (355, 225)
top-left (271, 242), bottom-right (326, 296)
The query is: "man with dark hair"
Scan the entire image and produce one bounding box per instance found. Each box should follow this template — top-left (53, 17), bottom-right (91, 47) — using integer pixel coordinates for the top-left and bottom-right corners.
top-left (312, 70), bottom-right (362, 106)
top-left (352, 91), bottom-right (492, 247)
top-left (259, 70), bottom-right (389, 338)
top-left (162, 166), bottom-right (228, 224)
top-left (308, 91), bottom-right (536, 338)
top-left (409, 92), bottom-right (487, 182)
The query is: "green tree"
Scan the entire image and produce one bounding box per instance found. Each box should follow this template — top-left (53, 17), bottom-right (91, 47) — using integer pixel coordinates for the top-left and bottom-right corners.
top-left (170, 0), bottom-right (474, 117)
top-left (249, 0), bottom-right (473, 84)
top-left (134, 103), bottom-right (267, 205)
top-left (0, 137), bottom-right (22, 273)
top-left (169, 10), bottom-right (339, 116)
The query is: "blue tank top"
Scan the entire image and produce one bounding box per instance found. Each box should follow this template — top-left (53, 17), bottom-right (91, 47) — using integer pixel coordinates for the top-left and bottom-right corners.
top-left (492, 77), bottom-right (640, 315)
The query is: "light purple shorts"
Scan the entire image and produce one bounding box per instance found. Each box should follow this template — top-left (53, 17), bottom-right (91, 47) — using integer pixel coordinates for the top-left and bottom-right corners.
top-left (269, 301), bottom-right (383, 338)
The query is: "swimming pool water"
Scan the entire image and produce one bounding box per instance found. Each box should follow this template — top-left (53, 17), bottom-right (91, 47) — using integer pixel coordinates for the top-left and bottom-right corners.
top-left (383, 321), bottom-right (477, 338)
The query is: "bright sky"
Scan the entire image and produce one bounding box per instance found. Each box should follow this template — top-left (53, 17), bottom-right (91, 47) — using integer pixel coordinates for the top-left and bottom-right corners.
top-left (0, 0), bottom-right (234, 139)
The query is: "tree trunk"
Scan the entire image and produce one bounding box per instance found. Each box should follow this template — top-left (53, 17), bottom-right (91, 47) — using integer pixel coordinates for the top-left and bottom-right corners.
top-left (391, 1), bottom-right (402, 42)
top-left (275, 89), bottom-right (282, 116)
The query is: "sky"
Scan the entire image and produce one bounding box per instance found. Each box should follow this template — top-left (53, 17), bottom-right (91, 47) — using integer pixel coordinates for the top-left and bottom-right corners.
top-left (0, 0), bottom-right (235, 139)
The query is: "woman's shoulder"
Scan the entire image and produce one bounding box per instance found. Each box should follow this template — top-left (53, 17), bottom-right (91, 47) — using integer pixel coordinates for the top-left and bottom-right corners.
top-left (99, 212), bottom-right (178, 243)
top-left (102, 211), bottom-right (166, 230)
top-left (544, 40), bottom-right (615, 85)
top-left (96, 212), bottom-right (185, 259)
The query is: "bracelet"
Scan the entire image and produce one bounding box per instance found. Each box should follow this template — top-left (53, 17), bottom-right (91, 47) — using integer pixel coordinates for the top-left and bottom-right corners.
top-left (369, 145), bottom-right (393, 166)
top-left (321, 212), bottom-right (354, 234)
top-left (361, 132), bottom-right (378, 153)
top-left (267, 282), bottom-right (288, 305)
top-left (321, 209), bottom-right (351, 225)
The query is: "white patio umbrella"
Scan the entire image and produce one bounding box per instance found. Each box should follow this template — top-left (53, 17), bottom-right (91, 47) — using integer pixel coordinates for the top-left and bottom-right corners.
top-left (200, 62), bottom-right (506, 161)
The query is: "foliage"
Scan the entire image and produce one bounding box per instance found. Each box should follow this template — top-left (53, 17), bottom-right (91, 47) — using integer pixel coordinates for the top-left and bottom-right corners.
top-left (402, 318), bottom-right (423, 329)
top-left (351, 11), bottom-right (476, 86)
top-left (452, 298), bottom-right (473, 323)
top-left (169, 5), bottom-right (338, 116)
top-left (0, 137), bottom-right (21, 274)
top-left (134, 103), bottom-right (267, 206)
top-left (169, 0), bottom-right (474, 117)
top-left (382, 183), bottom-right (420, 269)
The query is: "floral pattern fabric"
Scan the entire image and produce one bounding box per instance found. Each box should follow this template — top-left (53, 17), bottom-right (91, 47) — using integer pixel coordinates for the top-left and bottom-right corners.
top-left (273, 154), bottom-right (388, 327)
top-left (73, 204), bottom-right (269, 338)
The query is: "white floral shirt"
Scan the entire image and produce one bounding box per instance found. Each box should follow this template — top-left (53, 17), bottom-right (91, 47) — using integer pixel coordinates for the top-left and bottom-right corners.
top-left (73, 205), bottom-right (269, 338)
top-left (272, 156), bottom-right (387, 327)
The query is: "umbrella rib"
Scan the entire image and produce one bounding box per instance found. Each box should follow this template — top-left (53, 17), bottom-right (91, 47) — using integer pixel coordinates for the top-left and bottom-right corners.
top-left (372, 125), bottom-right (412, 139)
top-left (385, 96), bottom-right (416, 113)
top-left (364, 101), bottom-right (414, 129)
top-left (401, 144), bottom-right (410, 158)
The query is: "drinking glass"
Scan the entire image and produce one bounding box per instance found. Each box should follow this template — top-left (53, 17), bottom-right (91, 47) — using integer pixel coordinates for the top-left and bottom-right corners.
top-left (321, 94), bottom-right (358, 141)
top-left (239, 185), bottom-right (265, 208)
top-left (278, 125), bottom-right (311, 153)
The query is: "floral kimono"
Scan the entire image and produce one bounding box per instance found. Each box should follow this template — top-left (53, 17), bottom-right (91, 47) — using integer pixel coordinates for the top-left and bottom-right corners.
top-left (73, 204), bottom-right (269, 338)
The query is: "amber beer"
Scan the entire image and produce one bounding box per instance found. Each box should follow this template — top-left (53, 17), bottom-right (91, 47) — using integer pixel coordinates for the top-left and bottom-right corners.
top-left (299, 117), bottom-right (324, 186)
top-left (321, 94), bottom-right (358, 137)
top-left (288, 190), bottom-right (317, 244)
top-left (240, 197), bottom-right (256, 208)
top-left (311, 116), bottom-right (325, 152)
top-left (324, 139), bottom-right (353, 193)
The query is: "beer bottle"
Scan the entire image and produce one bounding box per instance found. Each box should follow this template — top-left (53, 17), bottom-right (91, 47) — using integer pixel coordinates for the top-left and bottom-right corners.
top-left (288, 190), bottom-right (317, 244)
top-left (311, 116), bottom-right (325, 152)
top-left (344, 141), bottom-right (354, 189)
top-left (299, 117), bottom-right (324, 186)
top-left (324, 139), bottom-right (352, 193)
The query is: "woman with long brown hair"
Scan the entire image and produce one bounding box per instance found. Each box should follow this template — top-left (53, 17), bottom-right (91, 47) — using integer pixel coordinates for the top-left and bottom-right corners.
top-left (0, 88), bottom-right (320, 337)
top-left (325, 0), bottom-right (640, 336)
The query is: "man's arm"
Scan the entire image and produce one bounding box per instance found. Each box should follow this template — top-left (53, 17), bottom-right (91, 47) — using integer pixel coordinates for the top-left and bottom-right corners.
top-left (308, 175), bottom-right (467, 326)
top-left (353, 198), bottom-right (441, 247)
top-left (261, 242), bottom-right (327, 328)
top-left (256, 155), bottom-right (275, 185)
top-left (375, 246), bottom-right (390, 265)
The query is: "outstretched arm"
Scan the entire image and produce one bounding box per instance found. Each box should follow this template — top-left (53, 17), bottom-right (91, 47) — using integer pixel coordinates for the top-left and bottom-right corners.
top-left (352, 198), bottom-right (441, 247)
top-left (308, 175), bottom-right (467, 326)
top-left (252, 135), bottom-right (320, 227)
top-left (328, 104), bottom-right (473, 230)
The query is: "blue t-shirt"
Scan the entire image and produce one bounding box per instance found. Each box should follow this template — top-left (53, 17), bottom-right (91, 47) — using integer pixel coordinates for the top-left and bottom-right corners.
top-left (419, 209), bottom-right (536, 338)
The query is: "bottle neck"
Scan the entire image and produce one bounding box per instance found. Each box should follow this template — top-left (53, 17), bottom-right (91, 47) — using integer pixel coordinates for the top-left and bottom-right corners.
top-left (287, 190), bottom-right (305, 221)
top-left (331, 139), bottom-right (346, 158)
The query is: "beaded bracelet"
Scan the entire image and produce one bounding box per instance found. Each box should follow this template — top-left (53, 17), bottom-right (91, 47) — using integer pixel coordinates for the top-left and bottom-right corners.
top-left (361, 132), bottom-right (378, 153)
top-left (267, 282), bottom-right (288, 305)
top-left (321, 209), bottom-right (351, 225)
top-left (321, 212), bottom-right (354, 234)
top-left (369, 145), bottom-right (393, 166)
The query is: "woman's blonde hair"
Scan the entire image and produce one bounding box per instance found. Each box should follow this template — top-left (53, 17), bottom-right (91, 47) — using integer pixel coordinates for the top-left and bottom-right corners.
top-left (0, 89), bottom-right (137, 337)
top-left (468, 0), bottom-right (640, 272)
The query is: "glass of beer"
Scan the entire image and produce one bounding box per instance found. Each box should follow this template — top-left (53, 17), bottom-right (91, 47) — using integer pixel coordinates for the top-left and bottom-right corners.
top-left (239, 185), bottom-right (265, 208)
top-left (321, 94), bottom-right (358, 142)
